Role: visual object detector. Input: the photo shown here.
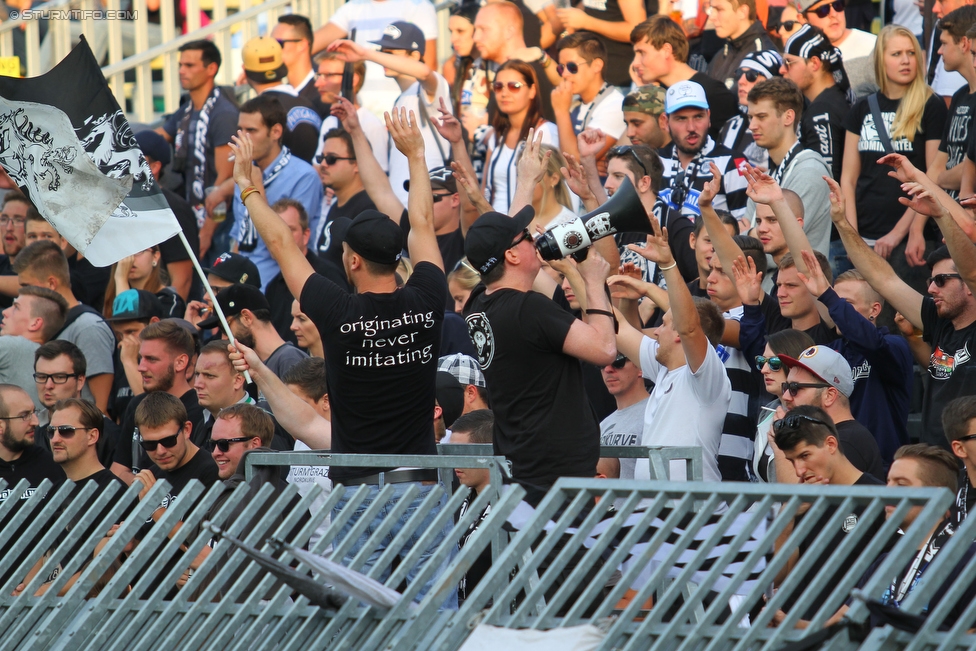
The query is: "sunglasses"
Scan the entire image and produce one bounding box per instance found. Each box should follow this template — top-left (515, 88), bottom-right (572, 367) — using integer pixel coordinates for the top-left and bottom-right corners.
top-left (755, 355), bottom-right (783, 372)
top-left (492, 81), bottom-right (526, 92)
top-left (928, 273), bottom-right (962, 288)
top-left (33, 372), bottom-right (80, 384)
top-left (49, 425), bottom-right (92, 439)
top-left (609, 145), bottom-right (649, 179)
top-left (781, 381), bottom-right (831, 395)
top-left (556, 61), bottom-right (583, 75)
top-left (432, 192), bottom-right (452, 203)
top-left (209, 436), bottom-right (253, 452)
top-left (958, 433), bottom-right (976, 443)
top-left (610, 354), bottom-right (628, 369)
top-left (738, 69), bottom-right (766, 83)
top-left (509, 229), bottom-right (533, 249)
top-left (773, 413), bottom-right (830, 432)
top-left (139, 431), bottom-right (181, 451)
top-left (778, 20), bottom-right (799, 30)
top-left (805, 0), bottom-right (844, 18)
top-left (315, 153), bottom-right (356, 166)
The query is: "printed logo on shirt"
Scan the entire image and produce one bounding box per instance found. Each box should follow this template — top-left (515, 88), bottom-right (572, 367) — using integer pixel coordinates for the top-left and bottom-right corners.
top-left (851, 360), bottom-right (871, 382)
top-left (601, 432), bottom-right (640, 446)
top-left (0, 487), bottom-right (36, 502)
top-left (930, 342), bottom-right (972, 380)
top-left (859, 112), bottom-right (913, 153)
top-left (465, 312), bottom-right (495, 369)
top-left (582, 0), bottom-right (608, 10)
top-left (734, 158), bottom-right (748, 175)
top-left (842, 513), bottom-right (858, 533)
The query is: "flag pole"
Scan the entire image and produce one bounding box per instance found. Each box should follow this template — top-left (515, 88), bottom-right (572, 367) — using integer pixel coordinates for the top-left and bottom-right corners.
top-left (177, 230), bottom-right (253, 384)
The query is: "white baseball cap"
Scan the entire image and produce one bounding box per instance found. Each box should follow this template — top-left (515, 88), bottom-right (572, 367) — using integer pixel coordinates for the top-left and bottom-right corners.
top-left (665, 80), bottom-right (709, 115)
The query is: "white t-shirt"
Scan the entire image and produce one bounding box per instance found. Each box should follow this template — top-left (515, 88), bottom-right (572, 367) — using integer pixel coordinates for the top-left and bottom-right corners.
top-left (389, 73), bottom-right (453, 204)
top-left (543, 204), bottom-right (579, 228)
top-left (485, 121), bottom-right (560, 214)
top-left (327, 0), bottom-right (438, 119)
top-left (319, 107), bottom-right (389, 172)
top-left (636, 336), bottom-right (731, 483)
top-left (572, 86), bottom-right (626, 139)
top-left (891, 0), bottom-right (922, 35)
top-left (600, 398), bottom-right (648, 481)
top-left (837, 28), bottom-right (876, 60)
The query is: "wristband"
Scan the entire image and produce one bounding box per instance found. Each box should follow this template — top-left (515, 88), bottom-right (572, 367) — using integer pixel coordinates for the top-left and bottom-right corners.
top-left (585, 309), bottom-right (614, 318)
top-left (659, 261), bottom-right (677, 272)
top-left (240, 186), bottom-right (261, 203)
top-left (540, 52), bottom-right (552, 68)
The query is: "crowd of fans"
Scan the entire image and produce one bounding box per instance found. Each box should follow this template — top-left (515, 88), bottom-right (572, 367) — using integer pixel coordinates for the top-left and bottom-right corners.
top-left (4, 0), bottom-right (976, 627)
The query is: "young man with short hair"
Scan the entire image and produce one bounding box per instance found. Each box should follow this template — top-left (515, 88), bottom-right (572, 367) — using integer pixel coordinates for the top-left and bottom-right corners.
top-left (311, 127), bottom-right (376, 258)
top-left (193, 340), bottom-right (257, 449)
top-left (621, 84), bottom-right (670, 149)
top-left (796, 0), bottom-right (876, 97)
top-left (0, 285), bottom-right (67, 410)
top-left (944, 395), bottom-right (976, 522)
top-left (273, 14), bottom-right (330, 117)
top-left (706, 0), bottom-right (778, 92)
top-left (629, 16), bottom-right (737, 137)
top-left (451, 408), bottom-right (494, 604)
top-left (598, 354), bottom-right (648, 481)
top-left (106, 289), bottom-right (164, 423)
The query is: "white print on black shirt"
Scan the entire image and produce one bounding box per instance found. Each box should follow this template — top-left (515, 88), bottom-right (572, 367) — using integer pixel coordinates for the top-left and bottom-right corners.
top-left (930, 342), bottom-right (972, 380)
top-left (859, 112), bottom-right (914, 153)
top-left (340, 311), bottom-right (437, 368)
top-left (466, 313), bottom-right (495, 368)
top-left (946, 107), bottom-right (972, 170)
top-left (0, 486), bottom-right (36, 502)
top-left (852, 360), bottom-right (871, 382)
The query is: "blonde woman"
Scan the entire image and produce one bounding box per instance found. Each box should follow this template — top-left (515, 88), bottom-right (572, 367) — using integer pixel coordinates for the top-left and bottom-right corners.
top-left (840, 25), bottom-right (947, 288)
top-left (521, 144), bottom-right (577, 231)
top-left (447, 259), bottom-right (480, 313)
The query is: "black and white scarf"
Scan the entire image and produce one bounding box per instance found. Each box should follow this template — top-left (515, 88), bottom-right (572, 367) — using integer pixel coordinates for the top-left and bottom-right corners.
top-left (237, 147), bottom-right (292, 252)
top-left (173, 86), bottom-right (222, 228)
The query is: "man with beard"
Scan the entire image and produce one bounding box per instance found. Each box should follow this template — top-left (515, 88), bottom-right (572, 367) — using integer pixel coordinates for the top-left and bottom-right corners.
top-left (0, 384), bottom-right (63, 502)
top-left (827, 162), bottom-right (976, 448)
top-left (197, 283), bottom-right (307, 380)
top-left (621, 85), bottom-right (671, 149)
top-left (110, 321), bottom-right (204, 484)
top-left (658, 81), bottom-right (748, 225)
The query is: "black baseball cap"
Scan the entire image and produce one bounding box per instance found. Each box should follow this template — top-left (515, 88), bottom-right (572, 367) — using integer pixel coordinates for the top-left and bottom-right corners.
top-left (404, 166), bottom-right (457, 194)
top-left (464, 206), bottom-right (535, 276)
top-left (369, 21), bottom-right (426, 56)
top-left (108, 289), bottom-right (164, 322)
top-left (197, 283), bottom-right (271, 329)
top-left (204, 252), bottom-right (262, 288)
top-left (345, 210), bottom-right (404, 265)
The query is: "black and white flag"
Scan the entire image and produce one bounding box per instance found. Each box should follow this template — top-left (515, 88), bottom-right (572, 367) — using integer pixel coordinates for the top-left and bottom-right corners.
top-left (0, 37), bottom-right (180, 266)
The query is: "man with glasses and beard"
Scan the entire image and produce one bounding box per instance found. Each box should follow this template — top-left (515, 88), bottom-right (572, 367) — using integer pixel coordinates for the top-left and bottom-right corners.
top-left (111, 321), bottom-right (204, 485)
top-left (0, 384), bottom-right (63, 502)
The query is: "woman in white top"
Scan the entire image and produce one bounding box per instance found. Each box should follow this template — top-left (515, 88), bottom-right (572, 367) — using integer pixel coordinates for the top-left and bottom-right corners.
top-left (483, 60), bottom-right (559, 214)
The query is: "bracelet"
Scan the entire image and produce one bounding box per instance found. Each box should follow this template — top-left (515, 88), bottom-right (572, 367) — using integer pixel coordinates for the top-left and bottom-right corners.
top-left (585, 309), bottom-right (615, 318)
top-left (540, 52), bottom-right (552, 68)
top-left (659, 261), bottom-right (677, 271)
top-left (240, 186), bottom-right (261, 203)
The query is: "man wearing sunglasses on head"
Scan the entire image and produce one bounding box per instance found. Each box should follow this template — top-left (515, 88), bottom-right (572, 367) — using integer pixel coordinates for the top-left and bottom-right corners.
top-left (133, 392), bottom-right (219, 527)
top-left (796, 0), bottom-right (877, 98)
top-left (776, 345), bottom-right (885, 479)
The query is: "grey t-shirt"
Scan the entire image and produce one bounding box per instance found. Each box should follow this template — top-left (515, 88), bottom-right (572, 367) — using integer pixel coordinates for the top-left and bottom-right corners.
top-left (58, 309), bottom-right (116, 407)
top-left (263, 343), bottom-right (309, 380)
top-left (0, 335), bottom-right (41, 408)
top-left (599, 399), bottom-right (648, 481)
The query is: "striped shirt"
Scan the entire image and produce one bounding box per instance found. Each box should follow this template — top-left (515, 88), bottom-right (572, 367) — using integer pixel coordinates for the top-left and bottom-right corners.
top-left (715, 306), bottom-right (758, 482)
top-left (659, 137), bottom-right (749, 222)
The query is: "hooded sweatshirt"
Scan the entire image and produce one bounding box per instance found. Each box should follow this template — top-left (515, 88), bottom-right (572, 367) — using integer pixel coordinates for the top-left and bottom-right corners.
top-left (707, 21), bottom-right (780, 93)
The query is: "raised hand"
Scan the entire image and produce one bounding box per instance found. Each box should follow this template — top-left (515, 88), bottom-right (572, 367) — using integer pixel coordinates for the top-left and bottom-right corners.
top-left (432, 96), bottom-right (463, 144)
top-left (823, 176), bottom-right (848, 226)
top-left (731, 254), bottom-right (763, 306)
top-left (577, 128), bottom-right (606, 159)
top-left (331, 96), bottom-right (361, 133)
top-left (551, 78), bottom-right (574, 114)
top-left (561, 152), bottom-right (593, 201)
top-left (517, 128), bottom-right (551, 185)
top-left (626, 215), bottom-right (672, 266)
top-left (576, 246), bottom-right (611, 284)
top-left (879, 153), bottom-right (924, 185)
top-left (795, 249), bottom-right (831, 298)
top-left (898, 181), bottom-right (947, 219)
top-left (607, 273), bottom-right (649, 300)
top-left (699, 161), bottom-right (722, 208)
top-left (325, 39), bottom-right (369, 63)
top-left (743, 165), bottom-right (784, 206)
top-left (229, 130), bottom-right (259, 190)
top-left (386, 108), bottom-right (425, 159)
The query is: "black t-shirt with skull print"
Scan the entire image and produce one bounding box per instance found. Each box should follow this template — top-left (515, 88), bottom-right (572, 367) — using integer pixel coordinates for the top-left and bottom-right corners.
top-left (465, 287), bottom-right (598, 493)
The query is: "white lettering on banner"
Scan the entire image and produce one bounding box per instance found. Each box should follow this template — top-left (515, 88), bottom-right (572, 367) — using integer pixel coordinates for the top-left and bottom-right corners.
top-left (340, 310), bottom-right (438, 368)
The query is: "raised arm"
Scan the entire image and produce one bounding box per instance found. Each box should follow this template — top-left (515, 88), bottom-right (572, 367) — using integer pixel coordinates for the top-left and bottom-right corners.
top-left (743, 165), bottom-right (814, 276)
top-left (332, 97), bottom-right (404, 220)
top-left (229, 132), bottom-right (314, 301)
top-left (699, 161), bottom-right (745, 280)
top-left (561, 248), bottom-right (617, 366)
top-left (825, 175), bottom-right (924, 328)
top-left (510, 128), bottom-right (551, 217)
top-left (562, 152), bottom-right (602, 212)
top-left (228, 343), bottom-right (331, 448)
top-left (388, 108), bottom-right (444, 270)
top-left (431, 97), bottom-right (480, 236)
top-left (328, 39), bottom-right (439, 95)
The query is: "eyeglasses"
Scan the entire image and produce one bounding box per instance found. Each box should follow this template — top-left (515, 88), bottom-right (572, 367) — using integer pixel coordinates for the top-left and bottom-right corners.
top-left (556, 61), bottom-right (585, 76)
top-left (33, 372), bottom-right (81, 384)
top-left (755, 355), bottom-right (783, 372)
top-left (782, 58), bottom-right (802, 70)
top-left (778, 20), bottom-right (799, 30)
top-left (0, 217), bottom-right (26, 227)
top-left (773, 413), bottom-right (831, 432)
top-left (738, 69), bottom-right (766, 83)
top-left (275, 38), bottom-right (303, 46)
top-left (209, 436), bottom-right (253, 452)
top-left (805, 0), bottom-right (845, 18)
top-left (928, 273), bottom-right (963, 288)
top-left (609, 145), bottom-right (648, 179)
top-left (315, 72), bottom-right (344, 80)
top-left (492, 81), bottom-right (526, 92)
top-left (315, 153), bottom-right (356, 166)
top-left (509, 229), bottom-right (533, 249)
top-left (139, 431), bottom-right (182, 451)
top-left (49, 425), bottom-right (93, 439)
top-left (610, 354), bottom-right (628, 369)
top-left (0, 409), bottom-right (35, 422)
top-left (781, 381), bottom-right (831, 395)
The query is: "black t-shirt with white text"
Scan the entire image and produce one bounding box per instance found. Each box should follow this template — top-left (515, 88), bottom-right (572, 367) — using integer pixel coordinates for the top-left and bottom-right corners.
top-left (844, 92), bottom-right (947, 239)
top-left (316, 190), bottom-right (377, 254)
top-left (300, 263), bottom-right (447, 483)
top-left (921, 296), bottom-right (976, 447)
top-left (941, 86), bottom-right (976, 200)
top-left (114, 390), bottom-right (206, 473)
top-left (148, 449), bottom-right (220, 518)
top-left (465, 288), bottom-right (599, 490)
top-left (801, 85), bottom-right (849, 182)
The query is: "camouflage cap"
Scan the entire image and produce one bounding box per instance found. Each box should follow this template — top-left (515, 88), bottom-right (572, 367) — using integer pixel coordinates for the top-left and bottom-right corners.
top-left (622, 84), bottom-right (666, 117)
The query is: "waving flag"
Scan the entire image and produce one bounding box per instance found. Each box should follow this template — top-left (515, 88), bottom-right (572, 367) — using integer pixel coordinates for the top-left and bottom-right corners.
top-left (0, 37), bottom-right (180, 266)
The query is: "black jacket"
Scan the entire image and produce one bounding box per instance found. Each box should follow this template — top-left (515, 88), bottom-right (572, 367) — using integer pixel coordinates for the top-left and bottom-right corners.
top-left (707, 21), bottom-right (780, 93)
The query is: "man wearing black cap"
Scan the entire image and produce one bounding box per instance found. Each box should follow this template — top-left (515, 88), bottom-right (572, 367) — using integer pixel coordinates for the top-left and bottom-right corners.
top-left (197, 284), bottom-right (308, 380)
top-left (135, 129), bottom-right (200, 302)
top-left (328, 22), bottom-right (452, 204)
top-left (186, 252), bottom-right (262, 331)
top-left (228, 108), bottom-right (455, 606)
top-left (463, 208), bottom-right (617, 500)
